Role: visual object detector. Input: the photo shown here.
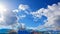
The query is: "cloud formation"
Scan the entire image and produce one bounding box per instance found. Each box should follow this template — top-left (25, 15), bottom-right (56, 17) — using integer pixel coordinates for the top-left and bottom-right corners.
top-left (0, 9), bottom-right (19, 29)
top-left (10, 2), bottom-right (60, 31)
top-left (18, 4), bottom-right (29, 10)
top-left (12, 4), bottom-right (29, 30)
top-left (0, 2), bottom-right (60, 31)
top-left (31, 2), bottom-right (60, 31)
top-left (14, 3), bottom-right (60, 31)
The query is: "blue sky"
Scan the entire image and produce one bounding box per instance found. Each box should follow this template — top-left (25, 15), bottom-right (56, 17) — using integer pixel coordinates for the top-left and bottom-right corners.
top-left (0, 0), bottom-right (60, 30)
top-left (18, 0), bottom-right (60, 11)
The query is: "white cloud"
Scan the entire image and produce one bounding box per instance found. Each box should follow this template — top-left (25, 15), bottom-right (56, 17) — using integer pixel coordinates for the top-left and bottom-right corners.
top-left (3, 11), bottom-right (17, 25)
top-left (0, 4), bottom-right (30, 30)
top-left (0, 9), bottom-right (26, 31)
top-left (30, 8), bottom-right (45, 22)
top-left (32, 2), bottom-right (60, 31)
top-left (11, 4), bottom-right (30, 30)
top-left (18, 4), bottom-right (30, 15)
top-left (19, 15), bottom-right (26, 19)
top-left (10, 23), bottom-right (25, 30)
top-left (13, 9), bottom-right (19, 13)
top-left (18, 4), bottom-right (29, 10)
top-left (20, 23), bottom-right (25, 29)
top-left (30, 8), bottom-right (44, 18)
top-left (0, 9), bottom-right (19, 30)
top-left (13, 23), bottom-right (26, 30)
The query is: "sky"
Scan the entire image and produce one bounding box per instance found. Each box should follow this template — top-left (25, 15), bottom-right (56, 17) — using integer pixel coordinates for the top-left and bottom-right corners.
top-left (0, 0), bottom-right (18, 10)
top-left (0, 0), bottom-right (60, 31)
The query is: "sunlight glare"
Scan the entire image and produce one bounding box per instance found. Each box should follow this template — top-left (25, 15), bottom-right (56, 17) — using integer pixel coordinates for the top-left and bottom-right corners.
top-left (0, 4), bottom-right (7, 11)
top-left (0, 4), bottom-right (7, 23)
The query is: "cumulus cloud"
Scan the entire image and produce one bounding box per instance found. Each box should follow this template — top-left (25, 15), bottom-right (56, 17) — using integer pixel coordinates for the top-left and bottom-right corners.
top-left (18, 4), bottom-right (29, 10)
top-left (0, 3), bottom-right (30, 30)
top-left (13, 4), bottom-right (30, 19)
top-left (10, 22), bottom-right (25, 30)
top-left (13, 4), bottom-right (30, 14)
top-left (4, 11), bottom-right (17, 25)
top-left (0, 10), bottom-right (26, 31)
top-left (11, 4), bottom-right (29, 30)
top-left (31, 2), bottom-right (60, 31)
top-left (0, 9), bottom-right (18, 29)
